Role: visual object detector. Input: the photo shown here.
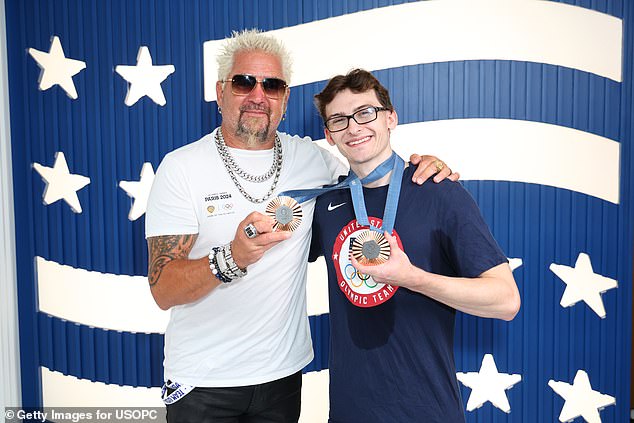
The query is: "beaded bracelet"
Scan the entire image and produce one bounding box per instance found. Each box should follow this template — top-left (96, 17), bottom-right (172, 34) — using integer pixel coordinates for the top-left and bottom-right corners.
top-left (209, 247), bottom-right (232, 284)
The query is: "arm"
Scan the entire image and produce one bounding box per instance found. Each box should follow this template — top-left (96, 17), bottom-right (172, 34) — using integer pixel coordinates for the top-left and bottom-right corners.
top-left (352, 232), bottom-right (520, 321)
top-left (148, 234), bottom-right (217, 310)
top-left (148, 212), bottom-right (290, 310)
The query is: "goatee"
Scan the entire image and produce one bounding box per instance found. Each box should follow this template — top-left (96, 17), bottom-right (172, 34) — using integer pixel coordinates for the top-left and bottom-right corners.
top-left (237, 114), bottom-right (270, 147)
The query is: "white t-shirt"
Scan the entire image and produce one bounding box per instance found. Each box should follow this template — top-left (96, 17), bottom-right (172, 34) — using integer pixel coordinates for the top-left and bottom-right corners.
top-left (145, 129), bottom-right (346, 387)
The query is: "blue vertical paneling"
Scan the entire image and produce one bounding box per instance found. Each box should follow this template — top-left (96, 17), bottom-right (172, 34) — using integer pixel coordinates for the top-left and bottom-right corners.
top-left (305, 314), bottom-right (330, 373)
top-left (36, 313), bottom-right (334, 385)
top-left (5, 0), bottom-right (632, 420)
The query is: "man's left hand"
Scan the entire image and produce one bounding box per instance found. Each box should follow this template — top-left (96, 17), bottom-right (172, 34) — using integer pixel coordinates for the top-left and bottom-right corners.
top-left (409, 154), bottom-right (460, 185)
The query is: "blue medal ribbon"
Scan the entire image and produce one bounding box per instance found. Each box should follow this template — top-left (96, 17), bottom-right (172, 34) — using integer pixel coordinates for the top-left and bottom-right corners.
top-left (279, 151), bottom-right (404, 234)
top-left (349, 153), bottom-right (404, 234)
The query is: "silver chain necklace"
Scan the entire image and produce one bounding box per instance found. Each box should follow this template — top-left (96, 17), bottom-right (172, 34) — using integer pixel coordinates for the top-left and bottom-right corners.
top-left (214, 128), bottom-right (283, 204)
top-left (216, 128), bottom-right (281, 182)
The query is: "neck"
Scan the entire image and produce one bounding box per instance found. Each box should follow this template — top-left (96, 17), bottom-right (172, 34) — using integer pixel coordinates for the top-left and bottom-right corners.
top-left (351, 150), bottom-right (395, 188)
top-left (353, 168), bottom-right (392, 188)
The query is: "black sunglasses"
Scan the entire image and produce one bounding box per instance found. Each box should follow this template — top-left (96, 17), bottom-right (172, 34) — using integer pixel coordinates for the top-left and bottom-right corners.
top-left (221, 74), bottom-right (288, 99)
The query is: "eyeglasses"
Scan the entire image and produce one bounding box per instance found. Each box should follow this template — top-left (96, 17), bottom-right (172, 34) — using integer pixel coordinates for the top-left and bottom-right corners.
top-left (221, 74), bottom-right (288, 99)
top-left (324, 106), bottom-right (391, 132)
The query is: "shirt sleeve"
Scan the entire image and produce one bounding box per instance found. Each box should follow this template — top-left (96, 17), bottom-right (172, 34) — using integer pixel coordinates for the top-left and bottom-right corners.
top-left (439, 182), bottom-right (507, 278)
top-left (315, 144), bottom-right (348, 184)
top-left (145, 154), bottom-right (199, 238)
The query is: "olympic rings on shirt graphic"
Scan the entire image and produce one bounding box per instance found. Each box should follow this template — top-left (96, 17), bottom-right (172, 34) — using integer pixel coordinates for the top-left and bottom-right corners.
top-left (344, 264), bottom-right (378, 288)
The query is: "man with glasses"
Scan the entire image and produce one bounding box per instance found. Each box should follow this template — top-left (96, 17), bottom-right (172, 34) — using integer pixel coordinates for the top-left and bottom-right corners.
top-left (145, 29), bottom-right (456, 422)
top-left (310, 69), bottom-right (520, 422)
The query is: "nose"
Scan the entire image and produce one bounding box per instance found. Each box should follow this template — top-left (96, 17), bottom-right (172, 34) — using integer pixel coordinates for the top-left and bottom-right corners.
top-left (246, 81), bottom-right (268, 102)
top-left (346, 117), bottom-right (363, 133)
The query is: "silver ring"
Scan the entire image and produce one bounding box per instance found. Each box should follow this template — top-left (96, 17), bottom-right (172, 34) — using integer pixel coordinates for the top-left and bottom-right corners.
top-left (244, 223), bottom-right (258, 239)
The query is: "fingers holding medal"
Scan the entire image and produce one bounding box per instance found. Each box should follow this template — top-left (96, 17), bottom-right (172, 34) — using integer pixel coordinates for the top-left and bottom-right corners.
top-left (265, 196), bottom-right (302, 232)
top-left (350, 230), bottom-right (390, 266)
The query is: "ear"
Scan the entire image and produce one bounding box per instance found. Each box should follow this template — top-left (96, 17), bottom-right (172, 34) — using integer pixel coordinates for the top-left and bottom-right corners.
top-left (216, 81), bottom-right (224, 108)
top-left (284, 87), bottom-right (290, 107)
top-left (387, 109), bottom-right (398, 130)
top-left (324, 128), bottom-right (336, 146)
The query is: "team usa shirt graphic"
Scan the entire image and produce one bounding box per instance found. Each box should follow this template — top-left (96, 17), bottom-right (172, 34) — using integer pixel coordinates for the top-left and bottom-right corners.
top-left (332, 218), bottom-right (403, 308)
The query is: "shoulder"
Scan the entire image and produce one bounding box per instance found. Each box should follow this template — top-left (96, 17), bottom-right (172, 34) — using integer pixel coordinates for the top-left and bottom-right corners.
top-left (405, 164), bottom-right (470, 198)
top-left (162, 132), bottom-right (215, 164)
top-left (401, 166), bottom-right (479, 222)
top-left (156, 133), bottom-right (216, 179)
top-left (278, 132), bottom-right (319, 153)
top-left (424, 180), bottom-right (477, 215)
top-left (279, 132), bottom-right (347, 183)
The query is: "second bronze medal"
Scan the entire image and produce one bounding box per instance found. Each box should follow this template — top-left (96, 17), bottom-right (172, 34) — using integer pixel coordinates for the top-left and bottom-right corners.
top-left (266, 196), bottom-right (303, 232)
top-left (350, 230), bottom-right (390, 266)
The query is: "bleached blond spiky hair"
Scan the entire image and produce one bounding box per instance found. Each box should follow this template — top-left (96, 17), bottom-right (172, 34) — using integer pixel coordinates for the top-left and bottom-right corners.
top-left (217, 28), bottom-right (293, 84)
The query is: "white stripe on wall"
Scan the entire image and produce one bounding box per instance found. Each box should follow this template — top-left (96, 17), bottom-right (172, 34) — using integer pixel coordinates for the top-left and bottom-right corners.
top-left (41, 368), bottom-right (163, 408)
top-left (307, 257), bottom-right (329, 316)
top-left (36, 257), bottom-right (170, 333)
top-left (317, 118), bottom-right (621, 204)
top-left (204, 0), bottom-right (623, 101)
top-left (36, 254), bottom-right (330, 331)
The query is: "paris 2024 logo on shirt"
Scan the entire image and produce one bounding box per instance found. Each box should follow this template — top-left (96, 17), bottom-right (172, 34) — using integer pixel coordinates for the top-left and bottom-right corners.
top-left (332, 218), bottom-right (403, 308)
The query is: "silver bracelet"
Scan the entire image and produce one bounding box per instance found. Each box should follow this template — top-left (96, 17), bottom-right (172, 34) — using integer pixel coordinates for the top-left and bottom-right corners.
top-left (225, 242), bottom-right (247, 278)
top-left (216, 245), bottom-right (231, 276)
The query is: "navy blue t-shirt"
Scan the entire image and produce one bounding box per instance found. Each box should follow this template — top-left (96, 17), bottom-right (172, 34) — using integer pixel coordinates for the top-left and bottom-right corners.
top-left (310, 165), bottom-right (507, 423)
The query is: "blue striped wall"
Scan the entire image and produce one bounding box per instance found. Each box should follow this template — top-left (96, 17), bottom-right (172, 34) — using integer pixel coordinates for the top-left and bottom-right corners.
top-left (5, 0), bottom-right (632, 421)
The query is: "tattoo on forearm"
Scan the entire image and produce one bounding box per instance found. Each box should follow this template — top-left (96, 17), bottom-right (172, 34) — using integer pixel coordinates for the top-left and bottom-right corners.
top-left (148, 234), bottom-right (196, 287)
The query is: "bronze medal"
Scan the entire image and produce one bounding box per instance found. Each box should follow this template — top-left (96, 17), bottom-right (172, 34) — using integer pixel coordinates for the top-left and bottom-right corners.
top-left (350, 230), bottom-right (390, 266)
top-left (266, 196), bottom-right (303, 232)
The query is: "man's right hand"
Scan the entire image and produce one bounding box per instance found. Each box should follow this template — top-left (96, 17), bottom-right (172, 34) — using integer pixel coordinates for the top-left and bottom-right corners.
top-left (231, 211), bottom-right (292, 270)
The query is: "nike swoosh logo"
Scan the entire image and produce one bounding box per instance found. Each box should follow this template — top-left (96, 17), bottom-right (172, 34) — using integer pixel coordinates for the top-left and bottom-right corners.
top-left (328, 202), bottom-right (346, 211)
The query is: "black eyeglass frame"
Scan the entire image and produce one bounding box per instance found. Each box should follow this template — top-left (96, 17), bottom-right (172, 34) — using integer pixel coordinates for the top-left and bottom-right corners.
top-left (220, 74), bottom-right (288, 99)
top-left (324, 106), bottom-right (391, 132)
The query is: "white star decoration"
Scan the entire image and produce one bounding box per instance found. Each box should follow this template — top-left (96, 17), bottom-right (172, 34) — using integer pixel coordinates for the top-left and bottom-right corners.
top-left (115, 46), bottom-right (175, 106)
top-left (118, 163), bottom-right (155, 221)
top-left (549, 253), bottom-right (617, 318)
top-left (33, 152), bottom-right (90, 213)
top-left (456, 354), bottom-right (521, 413)
top-left (549, 370), bottom-right (615, 423)
top-left (28, 36), bottom-right (86, 99)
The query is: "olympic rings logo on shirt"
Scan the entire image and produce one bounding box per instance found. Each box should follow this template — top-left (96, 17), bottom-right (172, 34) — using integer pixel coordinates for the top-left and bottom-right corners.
top-left (332, 219), bottom-right (400, 308)
top-left (344, 264), bottom-right (378, 288)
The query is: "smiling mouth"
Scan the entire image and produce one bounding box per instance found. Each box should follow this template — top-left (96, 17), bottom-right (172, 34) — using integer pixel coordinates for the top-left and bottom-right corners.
top-left (347, 135), bottom-right (371, 147)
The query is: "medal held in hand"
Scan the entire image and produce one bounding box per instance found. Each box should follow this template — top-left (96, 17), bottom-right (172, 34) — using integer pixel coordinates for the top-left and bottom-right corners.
top-left (350, 229), bottom-right (390, 266)
top-left (266, 196), bottom-right (302, 232)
